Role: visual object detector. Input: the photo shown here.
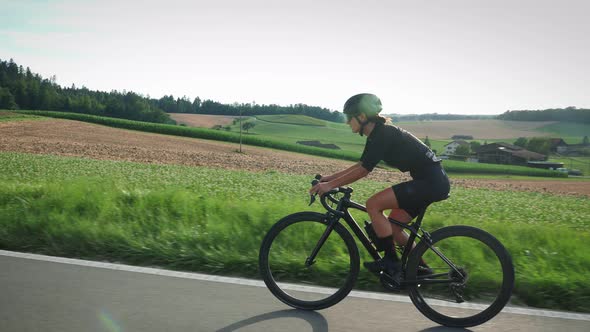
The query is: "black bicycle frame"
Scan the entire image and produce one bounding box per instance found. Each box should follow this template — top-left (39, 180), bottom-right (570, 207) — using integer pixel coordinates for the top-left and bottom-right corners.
top-left (338, 195), bottom-right (426, 265)
top-left (307, 189), bottom-right (464, 286)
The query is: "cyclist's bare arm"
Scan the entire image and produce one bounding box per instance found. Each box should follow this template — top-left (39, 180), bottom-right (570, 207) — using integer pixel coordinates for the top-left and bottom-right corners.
top-left (310, 163), bottom-right (370, 196)
top-left (321, 162), bottom-right (365, 182)
top-left (325, 163), bottom-right (370, 188)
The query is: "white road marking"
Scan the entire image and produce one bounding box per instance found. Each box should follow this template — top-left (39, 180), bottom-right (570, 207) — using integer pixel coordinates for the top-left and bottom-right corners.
top-left (2, 249), bottom-right (589, 321)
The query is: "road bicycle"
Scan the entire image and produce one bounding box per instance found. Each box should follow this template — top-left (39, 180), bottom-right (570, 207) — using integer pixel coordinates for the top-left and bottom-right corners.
top-left (259, 175), bottom-right (515, 327)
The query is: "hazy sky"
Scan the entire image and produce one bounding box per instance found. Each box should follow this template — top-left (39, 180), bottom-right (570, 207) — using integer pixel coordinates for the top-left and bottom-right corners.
top-left (1, 0), bottom-right (588, 114)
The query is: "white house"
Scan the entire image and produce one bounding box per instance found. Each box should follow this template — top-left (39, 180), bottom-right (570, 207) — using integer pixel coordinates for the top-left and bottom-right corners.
top-left (443, 140), bottom-right (469, 155)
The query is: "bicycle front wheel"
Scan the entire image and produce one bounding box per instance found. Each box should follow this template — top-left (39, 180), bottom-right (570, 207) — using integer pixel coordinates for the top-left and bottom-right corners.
top-left (406, 226), bottom-right (514, 327)
top-left (259, 212), bottom-right (360, 310)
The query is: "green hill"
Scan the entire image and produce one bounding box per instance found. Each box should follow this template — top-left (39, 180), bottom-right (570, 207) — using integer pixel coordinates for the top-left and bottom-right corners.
top-left (255, 114), bottom-right (327, 126)
top-left (537, 122), bottom-right (590, 143)
top-left (238, 116), bottom-right (365, 153)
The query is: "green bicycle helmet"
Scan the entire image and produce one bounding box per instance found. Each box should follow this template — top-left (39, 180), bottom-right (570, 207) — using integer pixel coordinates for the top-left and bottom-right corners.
top-left (343, 93), bottom-right (383, 136)
top-left (343, 93), bottom-right (383, 119)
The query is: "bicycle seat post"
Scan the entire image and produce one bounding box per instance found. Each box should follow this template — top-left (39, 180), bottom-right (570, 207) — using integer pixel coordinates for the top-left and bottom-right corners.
top-left (414, 208), bottom-right (427, 227)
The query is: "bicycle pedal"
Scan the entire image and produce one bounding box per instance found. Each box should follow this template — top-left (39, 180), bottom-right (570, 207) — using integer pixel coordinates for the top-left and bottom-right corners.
top-left (380, 274), bottom-right (403, 291)
top-left (380, 272), bottom-right (400, 285)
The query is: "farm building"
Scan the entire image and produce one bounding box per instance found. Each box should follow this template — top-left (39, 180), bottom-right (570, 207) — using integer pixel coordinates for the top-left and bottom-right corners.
top-left (549, 138), bottom-right (568, 153)
top-left (443, 140), bottom-right (469, 155)
top-left (475, 142), bottom-right (546, 166)
top-left (563, 143), bottom-right (590, 156)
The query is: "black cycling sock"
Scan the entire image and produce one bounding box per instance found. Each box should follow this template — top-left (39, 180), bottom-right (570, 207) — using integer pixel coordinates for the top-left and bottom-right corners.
top-left (379, 235), bottom-right (398, 262)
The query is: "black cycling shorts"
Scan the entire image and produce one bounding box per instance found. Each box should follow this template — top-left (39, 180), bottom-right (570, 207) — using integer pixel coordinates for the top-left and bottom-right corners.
top-left (392, 162), bottom-right (450, 218)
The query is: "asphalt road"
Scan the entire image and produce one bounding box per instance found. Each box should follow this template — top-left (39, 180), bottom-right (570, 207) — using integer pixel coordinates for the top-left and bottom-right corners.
top-left (1, 251), bottom-right (588, 332)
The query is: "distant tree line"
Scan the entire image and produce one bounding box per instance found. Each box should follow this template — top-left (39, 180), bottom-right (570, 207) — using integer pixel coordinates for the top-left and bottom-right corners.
top-left (387, 113), bottom-right (495, 122)
top-left (498, 107), bottom-right (590, 123)
top-left (159, 97), bottom-right (345, 123)
top-left (0, 58), bottom-right (344, 124)
top-left (389, 108), bottom-right (590, 123)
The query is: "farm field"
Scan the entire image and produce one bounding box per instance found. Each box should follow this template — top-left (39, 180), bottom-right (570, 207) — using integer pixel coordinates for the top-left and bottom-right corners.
top-left (169, 114), bottom-right (590, 165)
top-left (12, 111), bottom-right (568, 178)
top-left (386, 119), bottom-right (558, 139)
top-left (0, 118), bottom-right (586, 196)
top-left (537, 122), bottom-right (590, 143)
top-left (256, 114), bottom-right (327, 126)
top-left (170, 113), bottom-right (242, 127)
top-left (168, 113), bottom-right (575, 140)
top-left (184, 113), bottom-right (367, 154)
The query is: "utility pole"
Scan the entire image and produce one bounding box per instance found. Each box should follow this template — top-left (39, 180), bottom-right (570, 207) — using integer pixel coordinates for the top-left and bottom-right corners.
top-left (239, 107), bottom-right (242, 153)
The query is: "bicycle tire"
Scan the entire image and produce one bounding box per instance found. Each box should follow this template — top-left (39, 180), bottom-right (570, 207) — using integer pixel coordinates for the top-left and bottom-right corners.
top-left (406, 225), bottom-right (514, 327)
top-left (259, 212), bottom-right (360, 310)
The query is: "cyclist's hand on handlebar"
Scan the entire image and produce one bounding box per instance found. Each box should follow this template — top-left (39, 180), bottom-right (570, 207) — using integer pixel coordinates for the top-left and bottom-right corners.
top-left (309, 182), bottom-right (334, 196)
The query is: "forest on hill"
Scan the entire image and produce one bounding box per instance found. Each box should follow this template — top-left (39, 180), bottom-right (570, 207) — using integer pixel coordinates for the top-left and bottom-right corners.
top-left (0, 58), bottom-right (173, 124)
top-left (0, 58), bottom-right (343, 124)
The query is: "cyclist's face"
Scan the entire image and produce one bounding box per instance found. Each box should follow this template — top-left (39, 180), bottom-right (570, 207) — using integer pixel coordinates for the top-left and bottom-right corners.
top-left (347, 114), bottom-right (364, 133)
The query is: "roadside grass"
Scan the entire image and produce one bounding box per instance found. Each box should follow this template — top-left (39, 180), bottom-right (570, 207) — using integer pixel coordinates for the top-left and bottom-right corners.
top-left (0, 151), bottom-right (588, 312)
top-left (12, 110), bottom-right (566, 178)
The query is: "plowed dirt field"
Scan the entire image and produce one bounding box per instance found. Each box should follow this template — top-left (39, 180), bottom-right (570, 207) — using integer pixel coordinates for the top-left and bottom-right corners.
top-left (1, 119), bottom-right (588, 197)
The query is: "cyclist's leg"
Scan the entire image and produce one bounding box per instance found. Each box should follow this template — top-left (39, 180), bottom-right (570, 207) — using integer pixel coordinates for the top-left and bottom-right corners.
top-left (388, 208), bottom-right (413, 246)
top-left (365, 187), bottom-right (400, 238)
top-left (365, 188), bottom-right (405, 280)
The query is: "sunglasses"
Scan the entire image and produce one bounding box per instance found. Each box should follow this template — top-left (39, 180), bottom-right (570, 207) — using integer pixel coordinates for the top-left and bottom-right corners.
top-left (346, 113), bottom-right (354, 123)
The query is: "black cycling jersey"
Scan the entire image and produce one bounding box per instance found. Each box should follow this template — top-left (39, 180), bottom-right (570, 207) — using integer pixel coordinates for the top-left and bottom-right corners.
top-left (360, 121), bottom-right (441, 172)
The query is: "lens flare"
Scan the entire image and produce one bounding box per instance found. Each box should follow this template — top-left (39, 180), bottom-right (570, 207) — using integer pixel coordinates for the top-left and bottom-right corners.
top-left (99, 310), bottom-right (123, 332)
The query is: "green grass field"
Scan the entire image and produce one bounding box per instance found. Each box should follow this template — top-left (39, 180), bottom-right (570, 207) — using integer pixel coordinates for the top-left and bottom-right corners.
top-left (256, 114), bottom-right (327, 126)
top-left (240, 115), bottom-right (366, 153)
top-left (537, 122), bottom-right (590, 141)
top-left (0, 111), bottom-right (43, 122)
top-left (1, 152), bottom-right (589, 312)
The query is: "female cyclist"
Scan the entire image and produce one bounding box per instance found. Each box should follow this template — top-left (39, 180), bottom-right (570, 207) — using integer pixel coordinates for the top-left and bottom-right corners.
top-left (309, 93), bottom-right (450, 284)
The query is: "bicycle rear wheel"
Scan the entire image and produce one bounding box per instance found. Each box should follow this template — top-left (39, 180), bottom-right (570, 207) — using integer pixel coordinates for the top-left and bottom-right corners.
top-left (406, 226), bottom-right (514, 327)
top-left (259, 212), bottom-right (360, 310)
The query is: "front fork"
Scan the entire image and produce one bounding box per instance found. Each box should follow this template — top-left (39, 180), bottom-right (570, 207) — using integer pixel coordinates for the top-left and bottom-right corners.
top-left (305, 213), bottom-right (339, 267)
